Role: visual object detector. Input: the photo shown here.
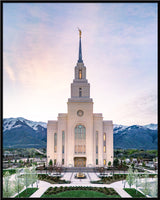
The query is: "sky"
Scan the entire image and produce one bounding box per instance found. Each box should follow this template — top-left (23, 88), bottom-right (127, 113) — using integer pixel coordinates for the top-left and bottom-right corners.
top-left (3, 3), bottom-right (157, 125)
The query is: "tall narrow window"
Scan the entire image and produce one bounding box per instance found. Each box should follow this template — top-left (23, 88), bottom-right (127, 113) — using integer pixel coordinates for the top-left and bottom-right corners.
top-left (103, 133), bottom-right (106, 153)
top-left (104, 159), bottom-right (106, 166)
top-left (96, 131), bottom-right (98, 154)
top-left (54, 159), bottom-right (56, 165)
top-left (79, 69), bottom-right (82, 79)
top-left (96, 159), bottom-right (98, 165)
top-left (62, 131), bottom-right (65, 154)
top-left (79, 88), bottom-right (82, 97)
top-left (54, 133), bottom-right (57, 153)
top-left (75, 125), bottom-right (86, 154)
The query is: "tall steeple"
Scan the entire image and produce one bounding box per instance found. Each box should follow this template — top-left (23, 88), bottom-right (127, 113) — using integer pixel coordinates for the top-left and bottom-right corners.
top-left (78, 28), bottom-right (83, 63)
top-left (68, 29), bottom-right (92, 103)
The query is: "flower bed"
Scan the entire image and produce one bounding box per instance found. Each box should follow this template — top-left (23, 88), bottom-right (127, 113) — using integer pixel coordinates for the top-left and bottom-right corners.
top-left (38, 174), bottom-right (70, 184)
top-left (91, 174), bottom-right (127, 184)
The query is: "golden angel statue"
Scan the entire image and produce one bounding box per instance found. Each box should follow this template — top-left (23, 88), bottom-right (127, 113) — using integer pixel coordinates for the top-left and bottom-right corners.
top-left (78, 28), bottom-right (82, 37)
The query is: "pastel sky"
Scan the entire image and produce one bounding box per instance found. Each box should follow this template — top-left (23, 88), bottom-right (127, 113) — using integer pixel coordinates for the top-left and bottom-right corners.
top-left (3, 3), bottom-right (157, 125)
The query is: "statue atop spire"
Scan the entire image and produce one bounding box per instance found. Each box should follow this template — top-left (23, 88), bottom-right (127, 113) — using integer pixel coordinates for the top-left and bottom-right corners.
top-left (78, 28), bottom-right (82, 38)
top-left (77, 28), bottom-right (83, 63)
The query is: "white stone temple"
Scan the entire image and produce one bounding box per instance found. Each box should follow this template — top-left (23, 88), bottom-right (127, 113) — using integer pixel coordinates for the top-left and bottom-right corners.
top-left (47, 30), bottom-right (113, 167)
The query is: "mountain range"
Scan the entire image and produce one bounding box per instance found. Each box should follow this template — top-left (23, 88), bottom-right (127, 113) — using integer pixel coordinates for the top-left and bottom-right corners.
top-left (3, 117), bottom-right (157, 149)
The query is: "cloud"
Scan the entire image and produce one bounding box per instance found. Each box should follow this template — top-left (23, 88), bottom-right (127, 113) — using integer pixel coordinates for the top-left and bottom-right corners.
top-left (5, 66), bottom-right (16, 81)
top-left (3, 3), bottom-right (157, 124)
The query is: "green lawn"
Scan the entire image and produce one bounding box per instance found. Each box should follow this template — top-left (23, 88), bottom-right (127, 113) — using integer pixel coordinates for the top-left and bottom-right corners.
top-left (124, 188), bottom-right (146, 198)
top-left (15, 188), bottom-right (38, 198)
top-left (3, 169), bottom-right (16, 175)
top-left (41, 190), bottom-right (120, 198)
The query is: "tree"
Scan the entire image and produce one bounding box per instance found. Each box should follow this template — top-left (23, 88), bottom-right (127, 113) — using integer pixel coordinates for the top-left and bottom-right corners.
top-left (113, 158), bottom-right (119, 168)
top-left (142, 171), bottom-right (150, 196)
top-left (40, 155), bottom-right (43, 161)
top-left (23, 167), bottom-right (31, 194)
top-left (30, 165), bottom-right (38, 188)
top-left (150, 175), bottom-right (157, 197)
top-left (142, 161), bottom-right (146, 168)
top-left (126, 166), bottom-right (134, 188)
top-left (3, 171), bottom-right (11, 197)
top-left (134, 169), bottom-right (139, 194)
top-left (13, 169), bottom-right (24, 197)
top-left (131, 163), bottom-right (135, 172)
top-left (49, 159), bottom-right (53, 166)
top-left (48, 159), bottom-right (53, 175)
top-left (108, 161), bottom-right (111, 167)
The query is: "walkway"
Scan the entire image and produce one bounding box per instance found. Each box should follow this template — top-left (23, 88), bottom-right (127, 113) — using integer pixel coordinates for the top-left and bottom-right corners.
top-left (30, 172), bottom-right (132, 198)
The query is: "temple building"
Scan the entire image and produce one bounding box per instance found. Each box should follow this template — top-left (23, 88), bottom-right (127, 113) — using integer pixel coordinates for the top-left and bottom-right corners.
top-left (47, 30), bottom-right (113, 167)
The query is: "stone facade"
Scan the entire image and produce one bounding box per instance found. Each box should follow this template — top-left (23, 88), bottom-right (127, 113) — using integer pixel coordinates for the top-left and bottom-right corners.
top-left (47, 33), bottom-right (113, 167)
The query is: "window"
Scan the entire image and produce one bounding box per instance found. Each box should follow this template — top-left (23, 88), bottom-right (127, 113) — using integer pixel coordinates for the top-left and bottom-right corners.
top-left (79, 88), bottom-right (82, 97)
top-left (79, 69), bottom-right (82, 79)
top-left (104, 159), bottom-right (106, 165)
top-left (54, 133), bottom-right (57, 153)
top-left (54, 159), bottom-right (56, 165)
top-left (96, 159), bottom-right (98, 165)
top-left (75, 125), bottom-right (86, 154)
top-left (96, 131), bottom-right (98, 154)
top-left (103, 133), bottom-right (106, 153)
top-left (62, 131), bottom-right (65, 154)
top-left (62, 159), bottom-right (64, 165)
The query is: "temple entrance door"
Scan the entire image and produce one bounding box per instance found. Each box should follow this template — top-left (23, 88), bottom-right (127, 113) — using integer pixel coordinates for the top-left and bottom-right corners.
top-left (74, 157), bottom-right (86, 167)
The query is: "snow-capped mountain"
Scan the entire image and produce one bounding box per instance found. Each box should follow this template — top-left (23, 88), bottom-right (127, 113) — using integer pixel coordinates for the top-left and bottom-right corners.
top-left (143, 123), bottom-right (158, 130)
top-left (113, 124), bottom-right (128, 134)
top-left (3, 117), bottom-right (157, 149)
top-left (3, 117), bottom-right (47, 132)
top-left (3, 117), bottom-right (47, 148)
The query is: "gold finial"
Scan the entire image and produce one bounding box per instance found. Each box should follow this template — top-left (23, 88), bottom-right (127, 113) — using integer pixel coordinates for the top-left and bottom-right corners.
top-left (78, 27), bottom-right (82, 37)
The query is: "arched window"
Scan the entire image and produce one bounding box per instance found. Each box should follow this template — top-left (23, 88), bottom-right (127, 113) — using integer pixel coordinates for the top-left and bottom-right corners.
top-left (79, 69), bottom-right (82, 79)
top-left (79, 88), bottom-right (82, 97)
top-left (54, 133), bottom-right (57, 153)
top-left (75, 125), bottom-right (86, 154)
top-left (103, 133), bottom-right (106, 153)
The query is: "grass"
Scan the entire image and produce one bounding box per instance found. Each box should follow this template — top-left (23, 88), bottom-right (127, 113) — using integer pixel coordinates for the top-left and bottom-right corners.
top-left (15, 188), bottom-right (38, 198)
top-left (41, 190), bottom-right (120, 198)
top-left (3, 169), bottom-right (16, 175)
top-left (124, 188), bottom-right (146, 198)
top-left (41, 186), bottom-right (120, 198)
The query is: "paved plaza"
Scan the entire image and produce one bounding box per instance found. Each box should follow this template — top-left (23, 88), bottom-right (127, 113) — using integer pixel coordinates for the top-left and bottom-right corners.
top-left (10, 171), bottom-right (156, 198)
top-left (30, 172), bottom-right (132, 198)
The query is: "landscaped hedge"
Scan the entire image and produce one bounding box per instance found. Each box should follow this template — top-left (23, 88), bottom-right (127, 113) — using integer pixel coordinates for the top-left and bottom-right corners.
top-left (91, 173), bottom-right (156, 184)
top-left (43, 186), bottom-right (119, 196)
top-left (38, 174), bottom-right (70, 184)
top-left (91, 174), bottom-right (127, 184)
top-left (3, 169), bottom-right (16, 175)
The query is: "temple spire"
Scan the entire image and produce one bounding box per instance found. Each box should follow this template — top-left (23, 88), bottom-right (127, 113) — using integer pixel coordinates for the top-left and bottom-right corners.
top-left (78, 28), bottom-right (83, 63)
